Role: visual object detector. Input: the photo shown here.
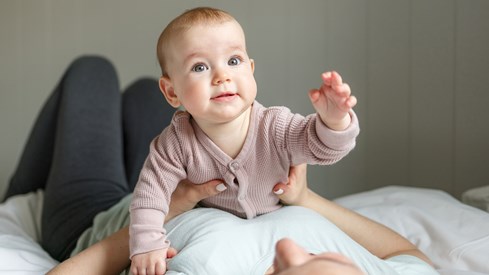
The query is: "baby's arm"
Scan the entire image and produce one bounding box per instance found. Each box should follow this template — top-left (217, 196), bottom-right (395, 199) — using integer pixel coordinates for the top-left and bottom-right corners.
top-left (273, 164), bottom-right (433, 266)
top-left (309, 71), bottom-right (357, 131)
top-left (130, 179), bottom-right (227, 274)
top-left (130, 179), bottom-right (226, 274)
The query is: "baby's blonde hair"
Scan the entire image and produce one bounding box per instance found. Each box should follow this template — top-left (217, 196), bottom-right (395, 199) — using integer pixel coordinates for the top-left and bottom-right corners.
top-left (156, 7), bottom-right (236, 76)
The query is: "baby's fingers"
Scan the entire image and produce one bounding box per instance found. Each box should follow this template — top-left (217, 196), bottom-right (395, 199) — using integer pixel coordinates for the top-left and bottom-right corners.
top-left (331, 71), bottom-right (343, 87)
top-left (308, 89), bottom-right (321, 103)
top-left (334, 83), bottom-right (351, 97)
top-left (321, 71), bottom-right (343, 87)
top-left (321, 71), bottom-right (333, 86)
top-left (346, 95), bottom-right (357, 108)
top-left (155, 262), bottom-right (166, 275)
top-left (167, 247), bottom-right (178, 258)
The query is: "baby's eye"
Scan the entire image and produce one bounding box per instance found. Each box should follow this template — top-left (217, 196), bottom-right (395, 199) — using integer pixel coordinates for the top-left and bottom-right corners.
top-left (192, 64), bottom-right (208, 72)
top-left (228, 57), bottom-right (241, 66)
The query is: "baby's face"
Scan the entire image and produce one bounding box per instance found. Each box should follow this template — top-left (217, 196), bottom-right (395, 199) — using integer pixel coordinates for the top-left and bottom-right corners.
top-left (161, 20), bottom-right (257, 126)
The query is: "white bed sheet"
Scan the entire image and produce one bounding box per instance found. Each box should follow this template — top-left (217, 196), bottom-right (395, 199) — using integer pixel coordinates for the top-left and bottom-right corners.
top-left (0, 190), bottom-right (57, 274)
top-left (0, 186), bottom-right (488, 275)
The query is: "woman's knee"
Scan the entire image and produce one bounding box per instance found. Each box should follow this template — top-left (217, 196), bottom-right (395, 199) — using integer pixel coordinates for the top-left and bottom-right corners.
top-left (69, 55), bottom-right (116, 77)
top-left (63, 55), bottom-right (120, 97)
top-left (122, 77), bottom-right (172, 121)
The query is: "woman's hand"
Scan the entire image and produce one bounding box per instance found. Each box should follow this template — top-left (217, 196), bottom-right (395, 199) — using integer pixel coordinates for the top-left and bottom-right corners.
top-left (272, 165), bottom-right (433, 266)
top-left (272, 164), bottom-right (310, 206)
top-left (166, 179), bottom-right (227, 222)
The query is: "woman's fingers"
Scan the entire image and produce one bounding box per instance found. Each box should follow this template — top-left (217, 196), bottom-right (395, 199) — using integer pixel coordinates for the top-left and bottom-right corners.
top-left (174, 179), bottom-right (226, 204)
top-left (190, 180), bottom-right (227, 201)
top-left (167, 179), bottom-right (227, 221)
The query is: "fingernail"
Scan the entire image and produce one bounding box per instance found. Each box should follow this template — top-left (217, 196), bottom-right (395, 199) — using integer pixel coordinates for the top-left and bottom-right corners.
top-left (216, 183), bottom-right (227, 192)
top-left (274, 189), bottom-right (284, 195)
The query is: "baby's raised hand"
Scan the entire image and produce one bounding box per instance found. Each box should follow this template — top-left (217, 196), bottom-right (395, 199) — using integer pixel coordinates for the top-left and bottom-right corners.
top-left (308, 71), bottom-right (357, 131)
top-left (130, 247), bottom-right (176, 275)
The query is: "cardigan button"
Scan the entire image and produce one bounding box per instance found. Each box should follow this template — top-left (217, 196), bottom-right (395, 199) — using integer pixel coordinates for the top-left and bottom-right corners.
top-left (229, 161), bottom-right (240, 171)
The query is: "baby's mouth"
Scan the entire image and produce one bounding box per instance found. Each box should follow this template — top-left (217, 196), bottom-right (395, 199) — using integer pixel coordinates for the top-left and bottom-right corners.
top-left (212, 92), bottom-right (237, 99)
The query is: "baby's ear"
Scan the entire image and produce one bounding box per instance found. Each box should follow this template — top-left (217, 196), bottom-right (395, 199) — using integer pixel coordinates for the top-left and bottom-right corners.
top-left (159, 76), bottom-right (180, 108)
top-left (250, 58), bottom-right (255, 73)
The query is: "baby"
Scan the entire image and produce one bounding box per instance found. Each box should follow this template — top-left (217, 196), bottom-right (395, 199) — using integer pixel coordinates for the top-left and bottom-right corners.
top-left (129, 7), bottom-right (359, 274)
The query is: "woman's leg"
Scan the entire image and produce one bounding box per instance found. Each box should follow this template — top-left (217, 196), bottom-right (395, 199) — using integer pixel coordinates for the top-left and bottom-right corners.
top-left (3, 76), bottom-right (61, 201)
top-left (122, 78), bottom-right (174, 191)
top-left (45, 78), bottom-right (173, 270)
top-left (42, 56), bottom-right (129, 261)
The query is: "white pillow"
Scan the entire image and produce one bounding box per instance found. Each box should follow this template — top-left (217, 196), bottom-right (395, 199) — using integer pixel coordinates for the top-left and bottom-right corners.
top-left (335, 186), bottom-right (489, 274)
top-left (462, 185), bottom-right (489, 212)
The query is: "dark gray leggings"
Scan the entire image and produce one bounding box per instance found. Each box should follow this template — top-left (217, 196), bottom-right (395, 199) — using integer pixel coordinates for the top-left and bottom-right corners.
top-left (3, 56), bottom-right (173, 261)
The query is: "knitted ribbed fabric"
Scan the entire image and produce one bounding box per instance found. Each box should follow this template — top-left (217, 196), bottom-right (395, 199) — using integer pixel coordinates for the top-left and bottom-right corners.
top-left (129, 101), bottom-right (360, 257)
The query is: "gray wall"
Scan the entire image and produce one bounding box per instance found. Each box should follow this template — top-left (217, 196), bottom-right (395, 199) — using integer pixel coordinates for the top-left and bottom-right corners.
top-left (1, 0), bottom-right (489, 200)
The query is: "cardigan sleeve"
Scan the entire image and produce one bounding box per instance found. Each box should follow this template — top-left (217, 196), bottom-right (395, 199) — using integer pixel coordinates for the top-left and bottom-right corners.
top-left (314, 110), bottom-right (360, 151)
top-left (129, 208), bottom-right (170, 257)
top-left (129, 121), bottom-right (188, 258)
top-left (273, 107), bottom-right (360, 165)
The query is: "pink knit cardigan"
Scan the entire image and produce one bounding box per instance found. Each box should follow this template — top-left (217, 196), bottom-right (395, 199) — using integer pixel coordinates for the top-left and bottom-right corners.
top-left (129, 101), bottom-right (360, 257)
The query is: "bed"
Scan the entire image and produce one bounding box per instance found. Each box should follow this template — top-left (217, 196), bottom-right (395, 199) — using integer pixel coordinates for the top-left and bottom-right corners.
top-left (1, 186), bottom-right (488, 275)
